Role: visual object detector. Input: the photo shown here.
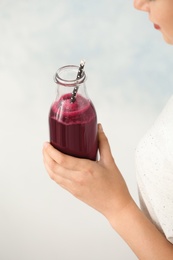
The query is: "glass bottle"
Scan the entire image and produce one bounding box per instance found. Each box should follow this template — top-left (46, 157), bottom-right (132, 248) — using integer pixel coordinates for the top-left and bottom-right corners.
top-left (49, 64), bottom-right (98, 160)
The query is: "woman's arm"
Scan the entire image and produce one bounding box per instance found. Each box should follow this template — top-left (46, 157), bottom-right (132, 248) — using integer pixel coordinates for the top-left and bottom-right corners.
top-left (109, 199), bottom-right (173, 260)
top-left (43, 124), bottom-right (173, 259)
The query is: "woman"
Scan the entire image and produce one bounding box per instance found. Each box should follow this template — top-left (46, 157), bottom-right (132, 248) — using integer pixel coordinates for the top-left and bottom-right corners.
top-left (43, 0), bottom-right (173, 259)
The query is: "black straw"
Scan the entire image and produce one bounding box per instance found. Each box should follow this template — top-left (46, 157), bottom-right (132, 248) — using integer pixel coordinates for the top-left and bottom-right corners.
top-left (70, 60), bottom-right (85, 103)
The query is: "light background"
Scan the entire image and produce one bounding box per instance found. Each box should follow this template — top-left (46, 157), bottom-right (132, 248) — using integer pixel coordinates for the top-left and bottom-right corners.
top-left (0, 0), bottom-right (173, 259)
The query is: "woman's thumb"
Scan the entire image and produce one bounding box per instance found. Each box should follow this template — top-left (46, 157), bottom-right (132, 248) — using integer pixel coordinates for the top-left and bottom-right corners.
top-left (98, 124), bottom-right (113, 163)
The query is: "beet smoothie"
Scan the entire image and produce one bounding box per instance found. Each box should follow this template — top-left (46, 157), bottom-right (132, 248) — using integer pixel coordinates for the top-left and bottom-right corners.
top-left (49, 93), bottom-right (98, 160)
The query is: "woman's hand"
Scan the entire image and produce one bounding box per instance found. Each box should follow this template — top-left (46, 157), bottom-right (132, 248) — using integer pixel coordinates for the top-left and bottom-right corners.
top-left (42, 124), bottom-right (132, 221)
top-left (43, 124), bottom-right (173, 259)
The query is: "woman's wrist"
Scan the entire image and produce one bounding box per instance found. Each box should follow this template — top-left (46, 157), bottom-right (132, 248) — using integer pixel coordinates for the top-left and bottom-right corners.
top-left (106, 195), bottom-right (135, 229)
top-left (106, 198), bottom-right (173, 259)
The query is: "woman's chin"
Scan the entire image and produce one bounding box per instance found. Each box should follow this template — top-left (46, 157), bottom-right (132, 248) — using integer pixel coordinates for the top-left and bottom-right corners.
top-left (162, 34), bottom-right (173, 45)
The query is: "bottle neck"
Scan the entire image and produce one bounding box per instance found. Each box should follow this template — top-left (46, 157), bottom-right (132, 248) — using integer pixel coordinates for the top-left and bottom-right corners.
top-left (54, 65), bottom-right (86, 86)
top-left (54, 65), bottom-right (88, 100)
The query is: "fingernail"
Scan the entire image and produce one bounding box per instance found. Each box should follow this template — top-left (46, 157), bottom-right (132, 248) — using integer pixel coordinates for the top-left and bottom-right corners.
top-left (99, 124), bottom-right (103, 132)
top-left (43, 142), bottom-right (49, 148)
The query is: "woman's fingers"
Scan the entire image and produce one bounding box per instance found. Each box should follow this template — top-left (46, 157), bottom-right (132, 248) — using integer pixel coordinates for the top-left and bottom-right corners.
top-left (43, 147), bottom-right (79, 191)
top-left (43, 142), bottom-right (89, 171)
top-left (43, 147), bottom-right (95, 198)
top-left (43, 123), bottom-right (114, 176)
top-left (43, 143), bottom-right (94, 187)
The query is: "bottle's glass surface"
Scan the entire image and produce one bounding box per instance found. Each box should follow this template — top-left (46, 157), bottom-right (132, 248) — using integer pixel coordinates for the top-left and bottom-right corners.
top-left (49, 65), bottom-right (98, 160)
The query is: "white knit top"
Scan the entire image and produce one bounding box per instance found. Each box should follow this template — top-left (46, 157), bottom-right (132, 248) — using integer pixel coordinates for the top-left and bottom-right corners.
top-left (135, 96), bottom-right (173, 244)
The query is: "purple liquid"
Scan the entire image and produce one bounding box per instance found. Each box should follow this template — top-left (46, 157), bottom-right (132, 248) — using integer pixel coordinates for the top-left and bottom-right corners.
top-left (49, 93), bottom-right (98, 160)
